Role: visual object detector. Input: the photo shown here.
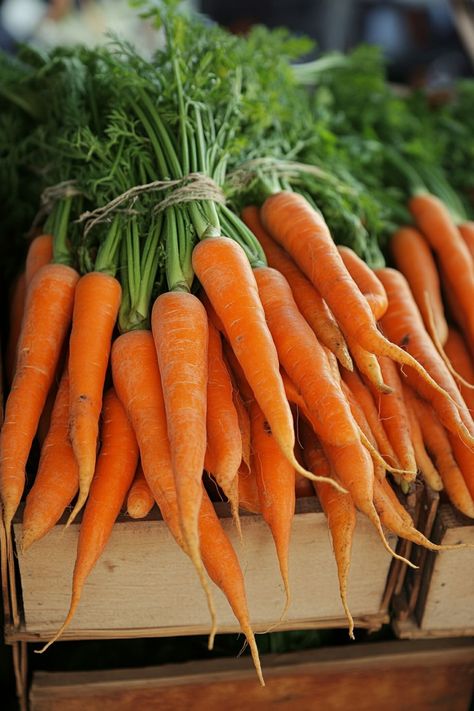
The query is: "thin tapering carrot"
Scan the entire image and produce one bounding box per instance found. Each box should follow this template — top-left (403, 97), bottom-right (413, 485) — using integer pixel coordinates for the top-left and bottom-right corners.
top-left (390, 226), bottom-right (448, 345)
top-left (25, 234), bottom-right (54, 287)
top-left (21, 370), bottom-right (79, 551)
top-left (237, 462), bottom-right (261, 514)
top-left (447, 433), bottom-right (474, 504)
top-left (249, 399), bottom-right (295, 616)
top-left (261, 191), bottom-right (454, 402)
top-left (127, 463), bottom-right (155, 519)
top-left (111, 329), bottom-right (217, 643)
top-left (300, 420), bottom-right (356, 638)
top-left (254, 266), bottom-right (358, 451)
top-left (5, 272), bottom-right (26, 386)
top-left (345, 336), bottom-right (391, 393)
top-left (204, 320), bottom-right (242, 519)
top-left (444, 328), bottom-right (474, 413)
top-left (401, 384), bottom-right (443, 492)
top-left (410, 193), bottom-right (474, 344)
top-left (409, 392), bottom-right (474, 518)
top-left (0, 263), bottom-right (79, 532)
top-left (337, 245), bottom-right (388, 320)
top-left (36, 388), bottom-right (139, 652)
top-left (193, 236), bottom-right (322, 484)
top-left (152, 291), bottom-right (208, 579)
top-left (376, 267), bottom-right (474, 445)
top-left (241, 206), bottom-right (352, 371)
top-left (66, 272), bottom-right (122, 526)
top-left (368, 356), bottom-right (417, 480)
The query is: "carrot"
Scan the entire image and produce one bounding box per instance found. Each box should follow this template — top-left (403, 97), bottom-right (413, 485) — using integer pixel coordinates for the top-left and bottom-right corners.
top-left (254, 265), bottom-right (359, 452)
top-left (300, 420), bottom-right (356, 638)
top-left (36, 388), bottom-right (139, 652)
top-left (390, 226), bottom-right (448, 346)
top-left (444, 328), bottom-right (474, 414)
top-left (111, 329), bottom-right (217, 643)
top-left (21, 370), bottom-right (79, 551)
top-left (237, 462), bottom-right (261, 514)
top-left (249, 399), bottom-right (295, 615)
top-left (337, 245), bottom-right (388, 320)
top-left (66, 272), bottom-right (122, 526)
top-left (0, 263), bottom-right (79, 533)
top-left (447, 434), bottom-right (474, 504)
top-left (458, 221), bottom-right (474, 262)
top-left (127, 463), bottom-right (155, 519)
top-left (410, 193), bottom-right (474, 341)
top-left (151, 291), bottom-right (208, 578)
top-left (409, 392), bottom-right (474, 518)
top-left (192, 236), bottom-right (321, 483)
top-left (401, 384), bottom-right (443, 492)
top-left (5, 272), bottom-right (26, 386)
top-left (261, 191), bottom-right (452, 402)
top-left (345, 336), bottom-right (391, 393)
top-left (204, 320), bottom-right (242, 521)
top-left (341, 369), bottom-right (400, 469)
top-left (25, 234), bottom-right (54, 287)
top-left (241, 206), bottom-right (352, 371)
top-left (369, 356), bottom-right (417, 481)
top-left (376, 267), bottom-right (474, 445)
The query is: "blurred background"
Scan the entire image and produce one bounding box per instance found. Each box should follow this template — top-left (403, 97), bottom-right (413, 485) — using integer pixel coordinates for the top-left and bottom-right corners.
top-left (0, 0), bottom-right (473, 86)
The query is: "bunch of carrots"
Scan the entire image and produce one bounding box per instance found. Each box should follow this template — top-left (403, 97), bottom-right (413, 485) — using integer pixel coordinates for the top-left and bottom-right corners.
top-left (1, 6), bottom-right (474, 687)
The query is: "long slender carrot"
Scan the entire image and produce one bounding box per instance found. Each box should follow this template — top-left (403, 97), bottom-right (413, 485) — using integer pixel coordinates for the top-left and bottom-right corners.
top-left (111, 329), bottom-right (217, 643)
top-left (345, 336), bottom-right (391, 393)
top-left (192, 236), bottom-right (322, 483)
top-left (409, 392), bottom-right (474, 518)
top-left (0, 263), bottom-right (79, 533)
top-left (36, 388), bottom-right (139, 652)
top-left (5, 272), bottom-right (26, 386)
top-left (127, 463), bottom-right (155, 519)
top-left (241, 206), bottom-right (352, 371)
top-left (409, 193), bottom-right (474, 344)
top-left (300, 420), bottom-right (356, 638)
top-left (151, 291), bottom-right (208, 580)
top-left (261, 191), bottom-right (452, 402)
top-left (21, 370), bottom-right (79, 551)
top-left (444, 328), bottom-right (474, 414)
top-left (249, 399), bottom-right (295, 616)
top-left (458, 221), bottom-right (474, 262)
top-left (25, 234), bottom-right (54, 287)
top-left (401, 384), bottom-right (443, 492)
top-left (447, 434), bottom-right (474, 504)
top-left (376, 267), bottom-right (474, 444)
top-left (390, 226), bottom-right (448, 346)
top-left (254, 265), bottom-right (359, 451)
top-left (66, 272), bottom-right (122, 526)
top-left (337, 245), bottom-right (388, 320)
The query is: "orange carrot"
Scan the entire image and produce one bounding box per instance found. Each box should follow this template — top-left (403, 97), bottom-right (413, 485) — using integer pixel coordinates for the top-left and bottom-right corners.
top-left (25, 234), bottom-right (54, 287)
top-left (21, 370), bottom-right (79, 551)
top-left (0, 263), bottom-right (79, 532)
top-left (337, 245), bottom-right (388, 320)
top-left (444, 328), bottom-right (474, 414)
top-left (151, 291), bottom-right (208, 576)
top-left (193, 236), bottom-right (318, 482)
top-left (66, 272), bottom-right (122, 526)
top-left (300, 420), bottom-right (356, 638)
top-left (36, 388), bottom-right (139, 651)
top-left (401, 384), bottom-right (443, 492)
top-left (5, 272), bottom-right (26, 386)
top-left (376, 267), bottom-right (474, 444)
top-left (345, 336), bottom-right (391, 393)
top-left (249, 399), bottom-right (295, 614)
top-left (409, 392), bottom-right (474, 518)
top-left (237, 462), bottom-right (261, 514)
top-left (390, 226), bottom-right (448, 345)
top-left (261, 191), bottom-right (451, 401)
top-left (242, 206), bottom-right (352, 370)
top-left (127, 463), bottom-right (155, 519)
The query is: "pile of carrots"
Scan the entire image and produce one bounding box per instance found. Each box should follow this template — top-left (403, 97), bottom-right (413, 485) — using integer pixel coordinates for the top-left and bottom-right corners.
top-left (2, 182), bottom-right (474, 685)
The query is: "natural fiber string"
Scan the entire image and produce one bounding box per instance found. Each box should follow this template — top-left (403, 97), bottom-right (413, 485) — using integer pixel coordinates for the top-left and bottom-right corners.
top-left (32, 179), bottom-right (83, 229)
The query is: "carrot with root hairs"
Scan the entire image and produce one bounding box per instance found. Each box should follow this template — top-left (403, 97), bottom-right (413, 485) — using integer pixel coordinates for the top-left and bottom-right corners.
top-left (390, 226), bottom-right (448, 346)
top-left (401, 384), bottom-right (443, 492)
top-left (344, 336), bottom-right (391, 394)
top-left (337, 245), bottom-right (388, 321)
top-left (237, 462), bottom-right (261, 514)
top-left (111, 329), bottom-right (217, 645)
top-left (151, 291), bottom-right (208, 596)
top-left (241, 206), bottom-right (352, 371)
top-left (0, 263), bottom-right (79, 534)
top-left (444, 328), bottom-right (474, 414)
top-left (409, 392), bottom-right (474, 518)
top-left (21, 370), bottom-right (79, 551)
top-left (192, 236), bottom-right (323, 485)
top-left (127, 464), bottom-right (155, 519)
top-left (249, 399), bottom-right (295, 617)
top-left (261, 192), bottom-right (455, 404)
top-left (376, 267), bottom-right (474, 445)
top-left (66, 272), bottom-right (122, 526)
top-left (300, 420), bottom-right (356, 638)
top-left (36, 388), bottom-right (139, 652)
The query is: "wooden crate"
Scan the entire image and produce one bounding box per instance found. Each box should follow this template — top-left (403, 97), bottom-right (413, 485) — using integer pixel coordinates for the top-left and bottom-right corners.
top-left (6, 498), bottom-right (398, 644)
top-left (393, 503), bottom-right (474, 639)
top-left (28, 639), bottom-right (474, 711)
